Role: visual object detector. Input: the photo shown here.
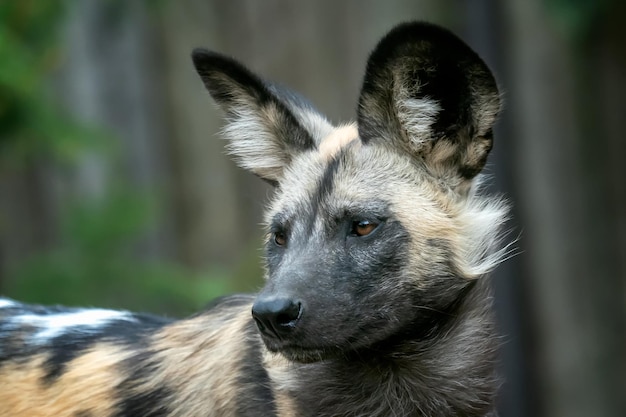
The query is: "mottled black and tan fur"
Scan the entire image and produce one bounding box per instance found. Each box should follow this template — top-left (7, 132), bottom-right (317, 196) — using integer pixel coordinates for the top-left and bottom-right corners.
top-left (0, 22), bottom-right (509, 416)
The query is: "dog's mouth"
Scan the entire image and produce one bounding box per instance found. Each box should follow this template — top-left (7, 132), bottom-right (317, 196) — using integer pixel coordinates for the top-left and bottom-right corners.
top-left (262, 338), bottom-right (340, 363)
top-left (280, 346), bottom-right (341, 363)
top-left (278, 347), bottom-right (330, 363)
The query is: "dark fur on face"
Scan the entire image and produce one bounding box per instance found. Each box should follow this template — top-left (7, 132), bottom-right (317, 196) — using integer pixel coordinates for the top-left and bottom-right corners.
top-left (0, 22), bottom-right (509, 417)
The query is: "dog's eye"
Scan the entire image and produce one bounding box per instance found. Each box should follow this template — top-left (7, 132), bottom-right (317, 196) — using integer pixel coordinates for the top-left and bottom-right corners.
top-left (351, 220), bottom-right (378, 237)
top-left (273, 231), bottom-right (287, 246)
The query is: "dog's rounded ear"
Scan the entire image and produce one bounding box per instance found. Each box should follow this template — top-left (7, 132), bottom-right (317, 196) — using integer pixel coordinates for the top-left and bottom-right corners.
top-left (357, 22), bottom-right (500, 185)
top-left (192, 50), bottom-right (333, 185)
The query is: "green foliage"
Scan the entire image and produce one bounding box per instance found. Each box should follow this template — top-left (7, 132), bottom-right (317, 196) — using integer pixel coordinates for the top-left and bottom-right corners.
top-left (10, 249), bottom-right (232, 317)
top-left (543, 0), bottom-right (614, 39)
top-left (0, 1), bottom-right (102, 164)
top-left (7, 186), bottom-right (236, 317)
top-left (1, 1), bottom-right (241, 317)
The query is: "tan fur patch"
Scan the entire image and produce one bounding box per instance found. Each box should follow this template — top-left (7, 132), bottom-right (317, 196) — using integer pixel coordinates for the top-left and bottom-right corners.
top-left (263, 351), bottom-right (299, 416)
top-left (318, 123), bottom-right (359, 159)
top-left (0, 303), bottom-right (265, 417)
top-left (145, 307), bottom-right (253, 417)
top-left (0, 345), bottom-right (127, 417)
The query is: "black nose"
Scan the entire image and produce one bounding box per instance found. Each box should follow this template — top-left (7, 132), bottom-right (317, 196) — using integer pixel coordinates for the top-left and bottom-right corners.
top-left (251, 297), bottom-right (302, 339)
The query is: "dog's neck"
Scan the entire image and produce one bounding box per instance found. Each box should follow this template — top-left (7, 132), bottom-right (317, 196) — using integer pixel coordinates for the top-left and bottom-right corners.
top-left (273, 280), bottom-right (499, 417)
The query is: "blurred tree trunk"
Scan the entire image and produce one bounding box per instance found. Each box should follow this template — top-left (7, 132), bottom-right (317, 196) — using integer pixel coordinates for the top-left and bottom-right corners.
top-left (158, 1), bottom-right (243, 268)
top-left (0, 162), bottom-right (58, 285)
top-left (505, 1), bottom-right (626, 416)
top-left (462, 3), bottom-right (534, 417)
top-left (56, 1), bottom-right (175, 258)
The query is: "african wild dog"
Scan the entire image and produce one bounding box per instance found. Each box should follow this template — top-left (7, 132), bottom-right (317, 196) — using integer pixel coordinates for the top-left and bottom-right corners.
top-left (0, 22), bottom-right (509, 416)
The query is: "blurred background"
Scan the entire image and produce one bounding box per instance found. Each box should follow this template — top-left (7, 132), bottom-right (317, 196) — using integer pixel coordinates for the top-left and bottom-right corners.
top-left (0, 0), bottom-right (624, 416)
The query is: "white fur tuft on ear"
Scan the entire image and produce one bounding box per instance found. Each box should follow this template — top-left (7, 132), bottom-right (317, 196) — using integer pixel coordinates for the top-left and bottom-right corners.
top-left (221, 107), bottom-right (288, 182)
top-left (396, 93), bottom-right (441, 147)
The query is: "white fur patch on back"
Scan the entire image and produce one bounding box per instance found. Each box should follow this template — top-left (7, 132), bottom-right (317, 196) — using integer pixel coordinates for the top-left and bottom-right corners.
top-left (13, 309), bottom-right (136, 343)
top-left (0, 298), bottom-right (16, 308)
top-left (318, 123), bottom-right (359, 159)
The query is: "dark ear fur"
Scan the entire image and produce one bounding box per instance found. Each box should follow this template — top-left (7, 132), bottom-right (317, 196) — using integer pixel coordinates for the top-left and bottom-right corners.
top-left (358, 22), bottom-right (500, 184)
top-left (192, 50), bottom-right (333, 183)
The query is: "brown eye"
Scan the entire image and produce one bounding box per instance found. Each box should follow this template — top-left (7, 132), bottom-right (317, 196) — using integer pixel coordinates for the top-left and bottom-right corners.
top-left (273, 231), bottom-right (287, 246)
top-left (351, 220), bottom-right (378, 237)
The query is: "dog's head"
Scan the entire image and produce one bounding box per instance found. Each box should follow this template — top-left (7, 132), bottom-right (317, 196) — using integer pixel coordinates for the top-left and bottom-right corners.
top-left (193, 22), bottom-right (507, 363)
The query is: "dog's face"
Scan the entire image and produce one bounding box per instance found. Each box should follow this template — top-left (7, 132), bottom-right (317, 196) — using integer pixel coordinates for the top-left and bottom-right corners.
top-left (193, 22), bottom-right (507, 363)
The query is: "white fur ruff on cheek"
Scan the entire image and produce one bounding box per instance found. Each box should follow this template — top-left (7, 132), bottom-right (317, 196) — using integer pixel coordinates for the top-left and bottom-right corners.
top-left (455, 178), bottom-right (512, 278)
top-left (12, 309), bottom-right (136, 343)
